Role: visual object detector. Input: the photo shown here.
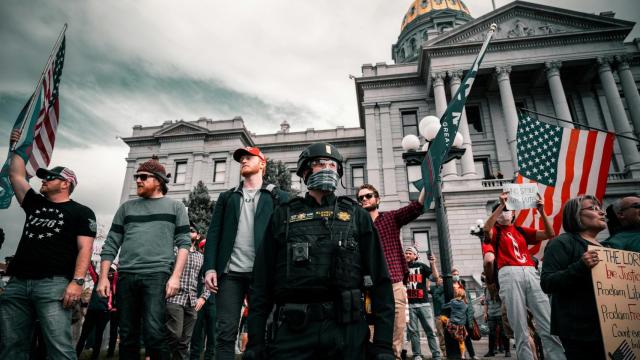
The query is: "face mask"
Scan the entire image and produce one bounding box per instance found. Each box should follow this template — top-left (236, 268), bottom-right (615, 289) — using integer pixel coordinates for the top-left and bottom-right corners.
top-left (306, 168), bottom-right (340, 192)
top-left (452, 275), bottom-right (460, 282)
top-left (497, 211), bottom-right (513, 225)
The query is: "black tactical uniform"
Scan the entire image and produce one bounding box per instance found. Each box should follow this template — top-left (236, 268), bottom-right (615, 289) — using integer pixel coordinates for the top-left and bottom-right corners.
top-left (245, 143), bottom-right (394, 360)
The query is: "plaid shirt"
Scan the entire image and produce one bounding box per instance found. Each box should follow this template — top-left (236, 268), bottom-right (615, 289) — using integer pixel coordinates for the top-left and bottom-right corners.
top-left (373, 201), bottom-right (423, 283)
top-left (167, 249), bottom-right (210, 307)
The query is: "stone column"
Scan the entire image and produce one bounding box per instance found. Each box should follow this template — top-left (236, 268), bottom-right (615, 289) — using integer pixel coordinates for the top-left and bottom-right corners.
top-left (616, 55), bottom-right (640, 139)
top-left (432, 72), bottom-right (457, 178)
top-left (363, 103), bottom-right (381, 191)
top-left (495, 66), bottom-right (519, 171)
top-left (379, 102), bottom-right (398, 196)
top-left (598, 57), bottom-right (640, 175)
top-left (192, 152), bottom-right (206, 184)
top-left (449, 70), bottom-right (477, 177)
top-left (119, 158), bottom-right (137, 204)
top-left (545, 61), bottom-right (573, 126)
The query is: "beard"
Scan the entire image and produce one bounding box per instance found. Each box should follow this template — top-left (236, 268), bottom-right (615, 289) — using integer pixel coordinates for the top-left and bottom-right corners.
top-left (136, 183), bottom-right (156, 198)
top-left (241, 164), bottom-right (260, 177)
top-left (362, 202), bottom-right (378, 211)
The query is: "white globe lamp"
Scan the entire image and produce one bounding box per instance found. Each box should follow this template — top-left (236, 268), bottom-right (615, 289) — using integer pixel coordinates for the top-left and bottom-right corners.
top-left (424, 122), bottom-right (441, 141)
top-left (453, 132), bottom-right (464, 148)
top-left (419, 115), bottom-right (440, 139)
top-left (401, 134), bottom-right (421, 151)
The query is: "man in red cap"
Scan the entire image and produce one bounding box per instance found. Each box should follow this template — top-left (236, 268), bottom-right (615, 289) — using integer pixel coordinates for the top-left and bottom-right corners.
top-left (97, 155), bottom-right (191, 360)
top-left (202, 146), bottom-right (288, 360)
top-left (1, 130), bottom-right (97, 359)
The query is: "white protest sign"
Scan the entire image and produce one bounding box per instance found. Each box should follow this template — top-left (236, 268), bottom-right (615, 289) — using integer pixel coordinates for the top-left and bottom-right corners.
top-left (502, 183), bottom-right (538, 210)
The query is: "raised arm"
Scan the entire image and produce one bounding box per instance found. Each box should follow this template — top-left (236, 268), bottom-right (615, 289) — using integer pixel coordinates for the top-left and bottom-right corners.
top-left (8, 130), bottom-right (30, 204)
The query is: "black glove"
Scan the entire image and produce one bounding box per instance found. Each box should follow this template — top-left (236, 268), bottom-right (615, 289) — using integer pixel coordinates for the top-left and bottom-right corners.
top-left (243, 344), bottom-right (266, 360)
top-left (366, 342), bottom-right (394, 360)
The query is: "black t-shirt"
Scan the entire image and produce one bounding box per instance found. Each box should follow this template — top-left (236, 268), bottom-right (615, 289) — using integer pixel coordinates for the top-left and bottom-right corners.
top-left (406, 261), bottom-right (432, 304)
top-left (9, 189), bottom-right (96, 280)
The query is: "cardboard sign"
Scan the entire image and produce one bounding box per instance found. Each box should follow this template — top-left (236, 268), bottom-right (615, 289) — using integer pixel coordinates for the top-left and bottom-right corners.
top-left (502, 183), bottom-right (538, 210)
top-left (590, 245), bottom-right (640, 359)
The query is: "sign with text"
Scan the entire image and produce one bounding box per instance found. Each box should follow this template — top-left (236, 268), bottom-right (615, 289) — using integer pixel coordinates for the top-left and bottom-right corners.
top-left (503, 183), bottom-right (538, 210)
top-left (590, 246), bottom-right (640, 359)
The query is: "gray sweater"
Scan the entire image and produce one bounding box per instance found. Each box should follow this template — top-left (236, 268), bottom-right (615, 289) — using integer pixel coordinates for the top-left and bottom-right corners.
top-left (101, 196), bottom-right (191, 274)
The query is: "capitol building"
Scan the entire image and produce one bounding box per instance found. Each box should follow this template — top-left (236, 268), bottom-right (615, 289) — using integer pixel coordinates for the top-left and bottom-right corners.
top-left (119, 0), bottom-right (640, 282)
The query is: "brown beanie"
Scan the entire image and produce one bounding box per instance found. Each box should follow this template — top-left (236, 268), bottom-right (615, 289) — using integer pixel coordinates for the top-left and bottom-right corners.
top-left (137, 155), bottom-right (170, 183)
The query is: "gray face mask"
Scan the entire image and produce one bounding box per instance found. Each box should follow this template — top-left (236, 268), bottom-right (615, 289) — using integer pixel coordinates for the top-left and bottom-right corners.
top-left (452, 275), bottom-right (460, 282)
top-left (306, 168), bottom-right (340, 192)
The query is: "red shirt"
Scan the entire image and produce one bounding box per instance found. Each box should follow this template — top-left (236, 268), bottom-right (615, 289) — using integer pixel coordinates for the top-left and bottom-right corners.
top-left (482, 224), bottom-right (540, 269)
top-left (373, 201), bottom-right (423, 284)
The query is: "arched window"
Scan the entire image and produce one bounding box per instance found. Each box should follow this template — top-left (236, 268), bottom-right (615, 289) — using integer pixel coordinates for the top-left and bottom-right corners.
top-left (399, 49), bottom-right (406, 61)
top-left (422, 31), bottom-right (428, 41)
top-left (409, 38), bottom-right (417, 56)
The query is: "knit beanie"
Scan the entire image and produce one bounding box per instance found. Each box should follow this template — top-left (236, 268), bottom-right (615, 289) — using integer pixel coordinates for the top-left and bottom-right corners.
top-left (405, 246), bottom-right (419, 257)
top-left (137, 155), bottom-right (170, 183)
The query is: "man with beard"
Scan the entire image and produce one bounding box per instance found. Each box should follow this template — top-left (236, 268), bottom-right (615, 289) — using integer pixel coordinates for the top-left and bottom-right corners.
top-left (0, 129), bottom-right (97, 359)
top-left (244, 142), bottom-right (394, 359)
top-left (97, 156), bottom-right (191, 360)
top-left (202, 147), bottom-right (288, 360)
top-left (357, 184), bottom-right (425, 359)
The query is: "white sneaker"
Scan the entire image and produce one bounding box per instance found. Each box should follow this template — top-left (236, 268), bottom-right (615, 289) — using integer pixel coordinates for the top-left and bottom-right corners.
top-left (412, 356), bottom-right (424, 360)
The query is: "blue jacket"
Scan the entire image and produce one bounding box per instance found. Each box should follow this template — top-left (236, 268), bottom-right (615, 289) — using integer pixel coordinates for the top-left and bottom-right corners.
top-left (202, 182), bottom-right (288, 275)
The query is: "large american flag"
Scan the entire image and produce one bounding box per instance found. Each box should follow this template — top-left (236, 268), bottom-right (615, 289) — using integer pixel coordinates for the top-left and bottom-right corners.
top-left (514, 111), bottom-right (614, 257)
top-left (0, 33), bottom-right (66, 209)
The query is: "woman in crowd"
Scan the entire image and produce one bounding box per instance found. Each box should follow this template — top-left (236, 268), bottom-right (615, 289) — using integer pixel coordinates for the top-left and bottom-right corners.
top-left (540, 195), bottom-right (606, 360)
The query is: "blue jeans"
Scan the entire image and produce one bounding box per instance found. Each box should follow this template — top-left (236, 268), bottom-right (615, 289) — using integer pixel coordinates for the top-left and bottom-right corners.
top-left (117, 272), bottom-right (170, 360)
top-left (0, 276), bottom-right (75, 359)
top-left (190, 297), bottom-right (216, 360)
top-left (408, 303), bottom-right (441, 359)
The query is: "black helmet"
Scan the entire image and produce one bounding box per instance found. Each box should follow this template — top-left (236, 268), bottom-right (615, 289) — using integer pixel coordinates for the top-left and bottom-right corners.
top-left (296, 142), bottom-right (344, 179)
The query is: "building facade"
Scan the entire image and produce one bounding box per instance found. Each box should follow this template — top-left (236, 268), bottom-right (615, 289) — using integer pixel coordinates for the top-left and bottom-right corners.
top-left (120, 0), bottom-right (640, 283)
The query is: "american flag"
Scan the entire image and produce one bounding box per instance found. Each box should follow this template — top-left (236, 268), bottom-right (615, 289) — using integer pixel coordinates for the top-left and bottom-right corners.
top-left (0, 33), bottom-right (66, 209)
top-left (608, 340), bottom-right (636, 360)
top-left (514, 111), bottom-right (614, 257)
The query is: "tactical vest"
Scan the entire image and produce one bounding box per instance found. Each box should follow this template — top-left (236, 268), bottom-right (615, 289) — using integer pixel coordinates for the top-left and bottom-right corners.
top-left (275, 196), bottom-right (362, 295)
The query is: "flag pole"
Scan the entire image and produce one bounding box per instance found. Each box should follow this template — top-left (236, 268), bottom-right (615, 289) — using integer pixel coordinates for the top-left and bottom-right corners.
top-left (519, 107), bottom-right (640, 143)
top-left (11, 23), bottom-right (67, 151)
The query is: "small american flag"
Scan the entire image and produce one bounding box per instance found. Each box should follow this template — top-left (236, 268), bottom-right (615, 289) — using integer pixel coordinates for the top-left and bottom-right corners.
top-left (608, 340), bottom-right (636, 360)
top-left (0, 31), bottom-right (66, 209)
top-left (514, 111), bottom-right (614, 257)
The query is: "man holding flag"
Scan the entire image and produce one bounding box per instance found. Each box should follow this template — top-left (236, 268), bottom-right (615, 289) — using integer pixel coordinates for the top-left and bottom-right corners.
top-left (0, 129), bottom-right (96, 359)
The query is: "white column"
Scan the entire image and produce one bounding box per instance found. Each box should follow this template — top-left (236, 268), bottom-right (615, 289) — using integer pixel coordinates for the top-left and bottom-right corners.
top-left (449, 70), bottom-right (477, 177)
top-left (545, 61), bottom-right (573, 126)
top-left (364, 103), bottom-right (381, 191)
top-left (379, 102), bottom-right (398, 196)
top-left (432, 72), bottom-right (457, 178)
top-left (616, 55), bottom-right (640, 140)
top-left (598, 57), bottom-right (640, 176)
top-left (495, 66), bottom-right (519, 171)
top-left (119, 158), bottom-right (137, 204)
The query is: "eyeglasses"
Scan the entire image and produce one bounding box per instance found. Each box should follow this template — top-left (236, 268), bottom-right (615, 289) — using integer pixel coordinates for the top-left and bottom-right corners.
top-left (310, 158), bottom-right (337, 169)
top-left (358, 193), bottom-right (376, 202)
top-left (580, 205), bottom-right (603, 212)
top-left (133, 174), bottom-right (155, 181)
top-left (619, 203), bottom-right (640, 211)
top-left (44, 175), bottom-right (65, 182)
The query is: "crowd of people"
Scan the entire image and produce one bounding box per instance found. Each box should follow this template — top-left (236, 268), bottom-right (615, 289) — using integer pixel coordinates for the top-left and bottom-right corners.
top-left (0, 128), bottom-right (638, 359)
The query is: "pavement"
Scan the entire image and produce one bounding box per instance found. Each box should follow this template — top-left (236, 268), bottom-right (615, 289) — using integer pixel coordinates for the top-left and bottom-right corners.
top-left (405, 336), bottom-right (515, 359)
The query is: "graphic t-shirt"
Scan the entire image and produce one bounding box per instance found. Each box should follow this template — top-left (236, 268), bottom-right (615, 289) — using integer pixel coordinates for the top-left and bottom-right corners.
top-left (482, 224), bottom-right (539, 269)
top-left (406, 261), bottom-right (432, 305)
top-left (9, 189), bottom-right (97, 279)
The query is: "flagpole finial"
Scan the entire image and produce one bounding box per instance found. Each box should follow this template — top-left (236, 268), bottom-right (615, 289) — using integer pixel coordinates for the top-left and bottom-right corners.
top-left (490, 23), bottom-right (497, 31)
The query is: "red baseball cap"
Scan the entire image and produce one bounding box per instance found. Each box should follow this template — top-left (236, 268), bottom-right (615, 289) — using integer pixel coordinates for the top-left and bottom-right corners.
top-left (233, 147), bottom-right (265, 162)
top-left (198, 239), bottom-right (207, 249)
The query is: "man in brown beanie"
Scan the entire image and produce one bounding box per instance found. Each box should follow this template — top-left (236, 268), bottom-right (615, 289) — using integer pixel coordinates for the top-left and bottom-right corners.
top-left (97, 155), bottom-right (191, 360)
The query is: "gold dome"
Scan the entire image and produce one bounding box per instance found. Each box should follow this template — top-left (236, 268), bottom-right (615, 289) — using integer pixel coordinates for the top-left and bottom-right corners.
top-left (401, 0), bottom-right (471, 31)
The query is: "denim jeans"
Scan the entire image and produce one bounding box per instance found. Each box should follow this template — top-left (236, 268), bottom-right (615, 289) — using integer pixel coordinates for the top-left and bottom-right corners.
top-left (166, 302), bottom-right (197, 360)
top-left (408, 303), bottom-right (441, 359)
top-left (117, 272), bottom-right (170, 360)
top-left (0, 276), bottom-right (75, 360)
top-left (215, 271), bottom-right (252, 360)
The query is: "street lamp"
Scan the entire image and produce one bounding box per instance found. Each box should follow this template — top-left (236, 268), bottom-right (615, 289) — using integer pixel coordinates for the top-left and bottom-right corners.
top-left (402, 115), bottom-right (467, 359)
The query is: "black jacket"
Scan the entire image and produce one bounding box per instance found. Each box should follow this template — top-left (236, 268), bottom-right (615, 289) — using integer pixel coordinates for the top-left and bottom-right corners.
top-left (540, 233), bottom-right (601, 340)
top-left (203, 182), bottom-right (288, 275)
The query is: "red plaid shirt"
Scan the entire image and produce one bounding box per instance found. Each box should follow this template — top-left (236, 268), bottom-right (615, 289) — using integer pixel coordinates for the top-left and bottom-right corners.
top-left (373, 201), bottom-right (423, 284)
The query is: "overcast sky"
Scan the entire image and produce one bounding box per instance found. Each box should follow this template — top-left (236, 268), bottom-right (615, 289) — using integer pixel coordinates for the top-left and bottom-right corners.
top-left (1, 0), bottom-right (638, 259)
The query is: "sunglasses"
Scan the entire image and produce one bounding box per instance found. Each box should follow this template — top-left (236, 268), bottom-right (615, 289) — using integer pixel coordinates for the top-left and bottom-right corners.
top-left (44, 175), bottom-right (65, 182)
top-left (619, 203), bottom-right (640, 211)
top-left (310, 158), bottom-right (337, 169)
top-left (358, 193), bottom-right (376, 202)
top-left (133, 174), bottom-right (156, 181)
top-left (580, 205), bottom-right (603, 212)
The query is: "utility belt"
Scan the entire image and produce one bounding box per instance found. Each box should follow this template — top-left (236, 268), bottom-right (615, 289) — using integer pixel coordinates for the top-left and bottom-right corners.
top-left (276, 289), bottom-right (364, 331)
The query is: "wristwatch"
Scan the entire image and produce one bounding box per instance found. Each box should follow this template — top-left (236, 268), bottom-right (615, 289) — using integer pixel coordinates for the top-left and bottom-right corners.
top-left (73, 277), bottom-right (85, 286)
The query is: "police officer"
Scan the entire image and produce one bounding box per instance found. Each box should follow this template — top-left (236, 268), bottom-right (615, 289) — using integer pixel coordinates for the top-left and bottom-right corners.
top-left (244, 142), bottom-right (394, 359)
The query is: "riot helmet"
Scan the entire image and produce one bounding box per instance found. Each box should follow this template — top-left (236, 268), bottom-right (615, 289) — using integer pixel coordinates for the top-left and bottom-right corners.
top-left (296, 142), bottom-right (344, 182)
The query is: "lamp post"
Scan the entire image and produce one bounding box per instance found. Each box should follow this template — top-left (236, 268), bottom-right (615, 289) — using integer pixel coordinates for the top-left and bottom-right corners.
top-left (402, 115), bottom-right (467, 359)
